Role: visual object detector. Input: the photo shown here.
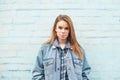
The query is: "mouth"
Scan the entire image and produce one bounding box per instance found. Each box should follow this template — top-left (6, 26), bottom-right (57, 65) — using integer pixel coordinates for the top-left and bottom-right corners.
top-left (59, 33), bottom-right (68, 38)
top-left (61, 35), bottom-right (67, 37)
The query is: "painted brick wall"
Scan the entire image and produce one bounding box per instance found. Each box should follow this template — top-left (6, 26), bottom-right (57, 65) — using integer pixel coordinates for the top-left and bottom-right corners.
top-left (0, 0), bottom-right (120, 80)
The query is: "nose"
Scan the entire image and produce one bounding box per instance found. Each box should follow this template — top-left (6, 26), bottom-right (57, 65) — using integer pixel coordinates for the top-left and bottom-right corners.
top-left (61, 29), bottom-right (65, 32)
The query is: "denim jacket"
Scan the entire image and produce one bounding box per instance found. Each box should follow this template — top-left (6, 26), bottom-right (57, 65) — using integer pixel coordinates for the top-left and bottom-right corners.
top-left (32, 40), bottom-right (91, 80)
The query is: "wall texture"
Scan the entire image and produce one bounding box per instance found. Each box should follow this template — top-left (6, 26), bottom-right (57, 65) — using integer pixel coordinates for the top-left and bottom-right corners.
top-left (0, 0), bottom-right (120, 80)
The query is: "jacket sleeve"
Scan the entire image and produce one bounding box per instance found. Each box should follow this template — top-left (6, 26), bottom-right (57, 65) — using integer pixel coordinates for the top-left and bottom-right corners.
top-left (32, 47), bottom-right (45, 80)
top-left (81, 48), bottom-right (91, 80)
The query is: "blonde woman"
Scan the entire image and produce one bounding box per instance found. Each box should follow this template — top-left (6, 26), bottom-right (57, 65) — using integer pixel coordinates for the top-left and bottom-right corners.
top-left (32, 15), bottom-right (91, 80)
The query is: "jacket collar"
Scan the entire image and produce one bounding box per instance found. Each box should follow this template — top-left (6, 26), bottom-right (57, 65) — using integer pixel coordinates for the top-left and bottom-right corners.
top-left (52, 39), bottom-right (72, 49)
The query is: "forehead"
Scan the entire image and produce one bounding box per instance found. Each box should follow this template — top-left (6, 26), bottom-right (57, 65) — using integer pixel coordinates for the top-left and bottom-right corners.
top-left (56, 20), bottom-right (69, 27)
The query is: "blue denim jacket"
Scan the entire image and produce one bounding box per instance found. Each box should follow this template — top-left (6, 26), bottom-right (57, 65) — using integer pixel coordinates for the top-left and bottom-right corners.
top-left (32, 40), bottom-right (91, 80)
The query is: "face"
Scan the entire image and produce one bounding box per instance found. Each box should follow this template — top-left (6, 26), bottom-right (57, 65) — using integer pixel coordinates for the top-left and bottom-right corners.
top-left (55, 20), bottom-right (70, 41)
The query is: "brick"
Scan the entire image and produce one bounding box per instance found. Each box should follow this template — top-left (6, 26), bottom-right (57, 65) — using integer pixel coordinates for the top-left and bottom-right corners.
top-left (0, 0), bottom-right (120, 80)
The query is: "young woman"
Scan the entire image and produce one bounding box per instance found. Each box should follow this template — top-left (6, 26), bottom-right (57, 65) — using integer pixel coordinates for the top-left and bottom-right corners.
top-left (32, 14), bottom-right (91, 80)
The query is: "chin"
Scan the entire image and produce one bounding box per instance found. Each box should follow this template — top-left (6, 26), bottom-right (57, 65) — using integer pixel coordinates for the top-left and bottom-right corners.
top-left (61, 38), bottom-right (67, 40)
top-left (58, 36), bottom-right (68, 40)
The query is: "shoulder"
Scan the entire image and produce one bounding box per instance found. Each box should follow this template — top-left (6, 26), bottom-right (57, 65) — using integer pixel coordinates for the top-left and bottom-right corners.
top-left (39, 43), bottom-right (53, 52)
top-left (80, 46), bottom-right (85, 54)
top-left (80, 47), bottom-right (87, 60)
top-left (37, 44), bottom-right (52, 57)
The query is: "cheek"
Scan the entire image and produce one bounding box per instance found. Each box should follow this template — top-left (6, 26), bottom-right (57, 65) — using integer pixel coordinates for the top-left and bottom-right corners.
top-left (56, 31), bottom-right (60, 36)
top-left (67, 31), bottom-right (69, 35)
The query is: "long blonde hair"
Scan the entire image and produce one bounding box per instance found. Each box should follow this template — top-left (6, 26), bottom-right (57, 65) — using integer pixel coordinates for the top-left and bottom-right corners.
top-left (45, 14), bottom-right (83, 60)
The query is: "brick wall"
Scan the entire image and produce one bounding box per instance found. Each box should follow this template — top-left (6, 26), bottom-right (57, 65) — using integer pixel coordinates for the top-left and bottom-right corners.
top-left (0, 0), bottom-right (120, 80)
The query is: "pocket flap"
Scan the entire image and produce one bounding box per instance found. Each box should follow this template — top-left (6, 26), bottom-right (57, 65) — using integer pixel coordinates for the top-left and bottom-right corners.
top-left (43, 58), bottom-right (54, 67)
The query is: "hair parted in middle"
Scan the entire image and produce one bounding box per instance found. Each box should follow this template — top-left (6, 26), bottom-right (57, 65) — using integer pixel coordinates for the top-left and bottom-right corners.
top-left (45, 14), bottom-right (83, 60)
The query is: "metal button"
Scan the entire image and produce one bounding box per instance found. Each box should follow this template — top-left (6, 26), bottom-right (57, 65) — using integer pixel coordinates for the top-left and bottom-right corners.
top-left (45, 62), bottom-right (49, 66)
top-left (68, 67), bottom-right (71, 70)
top-left (57, 68), bottom-right (60, 70)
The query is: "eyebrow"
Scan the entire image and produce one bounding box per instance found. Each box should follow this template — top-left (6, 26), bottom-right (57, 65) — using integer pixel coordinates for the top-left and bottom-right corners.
top-left (58, 26), bottom-right (69, 28)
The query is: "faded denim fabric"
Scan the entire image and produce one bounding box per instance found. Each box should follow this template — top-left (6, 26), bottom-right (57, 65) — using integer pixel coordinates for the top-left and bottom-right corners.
top-left (32, 40), bottom-right (91, 80)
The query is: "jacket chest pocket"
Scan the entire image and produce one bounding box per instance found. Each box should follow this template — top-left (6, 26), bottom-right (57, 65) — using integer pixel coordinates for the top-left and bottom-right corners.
top-left (43, 58), bottom-right (54, 76)
top-left (74, 59), bottom-right (83, 79)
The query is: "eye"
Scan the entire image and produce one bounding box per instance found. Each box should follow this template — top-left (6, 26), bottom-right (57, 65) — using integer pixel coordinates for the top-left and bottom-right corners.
top-left (58, 26), bottom-right (62, 29)
top-left (65, 27), bottom-right (69, 30)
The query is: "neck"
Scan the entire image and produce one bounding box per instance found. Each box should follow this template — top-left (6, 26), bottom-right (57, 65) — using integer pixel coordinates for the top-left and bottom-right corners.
top-left (58, 39), bottom-right (67, 44)
top-left (58, 39), bottom-right (67, 49)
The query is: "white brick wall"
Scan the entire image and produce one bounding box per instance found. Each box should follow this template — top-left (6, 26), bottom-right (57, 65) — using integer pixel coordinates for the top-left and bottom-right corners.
top-left (0, 0), bottom-right (120, 80)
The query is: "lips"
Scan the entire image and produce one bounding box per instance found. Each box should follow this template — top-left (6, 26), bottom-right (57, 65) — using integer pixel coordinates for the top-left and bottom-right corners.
top-left (58, 33), bottom-right (68, 39)
top-left (61, 35), bottom-right (67, 38)
top-left (61, 34), bottom-right (66, 36)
